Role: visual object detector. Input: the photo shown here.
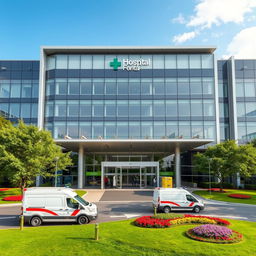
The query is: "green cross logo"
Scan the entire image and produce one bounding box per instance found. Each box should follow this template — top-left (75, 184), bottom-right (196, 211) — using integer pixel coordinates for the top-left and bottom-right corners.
top-left (110, 58), bottom-right (121, 71)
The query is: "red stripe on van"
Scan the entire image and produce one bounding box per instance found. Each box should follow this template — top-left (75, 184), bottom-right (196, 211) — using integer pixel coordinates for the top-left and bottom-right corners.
top-left (160, 201), bottom-right (180, 207)
top-left (189, 202), bottom-right (194, 207)
top-left (71, 209), bottom-right (80, 216)
top-left (26, 208), bottom-right (58, 216)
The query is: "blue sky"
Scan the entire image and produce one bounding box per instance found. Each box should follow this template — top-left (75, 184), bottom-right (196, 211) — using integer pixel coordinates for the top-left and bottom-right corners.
top-left (1, 0), bottom-right (256, 60)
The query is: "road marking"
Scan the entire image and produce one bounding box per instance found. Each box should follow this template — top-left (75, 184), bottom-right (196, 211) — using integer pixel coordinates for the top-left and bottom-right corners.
top-left (0, 217), bottom-right (17, 220)
top-left (110, 214), bottom-right (141, 218)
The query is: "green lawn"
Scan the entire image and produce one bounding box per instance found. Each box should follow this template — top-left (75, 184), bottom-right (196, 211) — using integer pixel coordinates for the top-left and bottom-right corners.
top-left (0, 219), bottom-right (255, 256)
top-left (193, 189), bottom-right (256, 205)
top-left (75, 190), bottom-right (87, 197)
top-left (0, 188), bottom-right (21, 204)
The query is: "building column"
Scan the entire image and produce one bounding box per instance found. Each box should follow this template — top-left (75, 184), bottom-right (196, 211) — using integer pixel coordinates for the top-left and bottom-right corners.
top-left (175, 144), bottom-right (181, 188)
top-left (78, 145), bottom-right (84, 189)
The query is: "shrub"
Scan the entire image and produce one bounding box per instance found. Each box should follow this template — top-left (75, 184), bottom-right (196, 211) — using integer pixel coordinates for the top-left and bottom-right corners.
top-left (2, 195), bottom-right (22, 201)
top-left (244, 184), bottom-right (256, 190)
top-left (184, 215), bottom-right (230, 226)
top-left (151, 213), bottom-right (184, 220)
top-left (134, 216), bottom-right (171, 228)
top-left (228, 194), bottom-right (252, 199)
top-left (198, 182), bottom-right (234, 189)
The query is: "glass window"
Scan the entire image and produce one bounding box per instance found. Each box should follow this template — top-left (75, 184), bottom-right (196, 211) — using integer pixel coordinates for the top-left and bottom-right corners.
top-left (92, 101), bottom-right (104, 117)
top-left (236, 82), bottom-right (244, 97)
top-left (117, 101), bottom-right (128, 117)
top-left (22, 84), bottom-right (32, 98)
top-left (117, 79), bottom-right (128, 95)
top-left (203, 99), bottom-right (215, 116)
top-left (204, 121), bottom-right (216, 139)
top-left (219, 82), bottom-right (228, 98)
top-left (244, 81), bottom-right (255, 97)
top-left (166, 78), bottom-right (177, 95)
top-left (177, 55), bottom-right (188, 69)
top-left (105, 101), bottom-right (116, 117)
top-left (105, 122), bottom-right (116, 139)
top-left (129, 122), bottom-right (140, 138)
top-left (237, 102), bottom-right (245, 117)
top-left (55, 100), bottom-right (67, 117)
top-left (246, 122), bottom-right (256, 140)
top-left (165, 55), bottom-right (176, 69)
top-left (54, 122), bottom-right (66, 139)
top-left (178, 78), bottom-right (189, 95)
top-left (202, 78), bottom-right (214, 95)
top-left (190, 78), bottom-right (202, 95)
top-left (179, 121), bottom-right (191, 138)
top-left (202, 54), bottom-right (213, 69)
top-left (31, 103), bottom-right (38, 118)
top-left (21, 103), bottom-right (31, 118)
top-left (32, 83), bottom-right (39, 98)
top-left (9, 103), bottom-right (20, 118)
top-left (56, 55), bottom-right (68, 69)
top-left (191, 100), bottom-right (203, 116)
top-left (154, 122), bottom-right (165, 138)
top-left (68, 79), bottom-right (79, 95)
top-left (141, 79), bottom-right (152, 95)
top-left (220, 123), bottom-right (230, 141)
top-left (93, 55), bottom-right (104, 69)
top-left (80, 101), bottom-right (92, 117)
top-left (238, 122), bottom-right (247, 140)
top-left (140, 55), bottom-right (152, 69)
top-left (166, 122), bottom-right (178, 138)
top-left (129, 79), bottom-right (140, 95)
top-left (92, 122), bottom-right (104, 138)
top-left (219, 103), bottom-right (229, 118)
top-left (10, 84), bottom-right (21, 98)
top-left (81, 55), bottom-right (92, 69)
top-left (117, 122), bottom-right (128, 139)
top-left (153, 101), bottom-right (165, 116)
top-left (141, 122), bottom-right (153, 138)
top-left (141, 100), bottom-right (152, 117)
top-left (0, 83), bottom-right (10, 98)
top-left (67, 122), bottom-right (79, 138)
top-left (0, 103), bottom-right (8, 117)
top-left (166, 100), bottom-right (177, 117)
top-left (93, 79), bottom-right (104, 95)
top-left (56, 79), bottom-right (67, 95)
top-left (153, 55), bottom-right (164, 69)
top-left (45, 102), bottom-right (54, 117)
top-left (189, 55), bottom-right (201, 68)
top-left (191, 121), bottom-right (203, 138)
top-left (153, 78), bottom-right (165, 95)
top-left (105, 55), bottom-right (117, 69)
top-left (46, 80), bottom-right (55, 96)
top-left (47, 56), bottom-right (55, 70)
top-left (178, 100), bottom-right (190, 116)
top-left (245, 102), bottom-right (256, 117)
top-left (79, 123), bottom-right (91, 138)
top-left (67, 101), bottom-right (79, 117)
top-left (129, 101), bottom-right (140, 117)
top-left (68, 55), bottom-right (80, 69)
top-left (80, 79), bottom-right (92, 95)
top-left (105, 79), bottom-right (116, 95)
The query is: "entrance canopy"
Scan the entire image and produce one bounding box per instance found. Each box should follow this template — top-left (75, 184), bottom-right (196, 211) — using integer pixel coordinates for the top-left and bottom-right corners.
top-left (55, 139), bottom-right (213, 155)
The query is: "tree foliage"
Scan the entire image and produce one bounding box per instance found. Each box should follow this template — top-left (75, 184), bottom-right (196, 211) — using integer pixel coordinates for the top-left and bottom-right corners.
top-left (194, 140), bottom-right (256, 190)
top-left (0, 120), bottom-right (73, 191)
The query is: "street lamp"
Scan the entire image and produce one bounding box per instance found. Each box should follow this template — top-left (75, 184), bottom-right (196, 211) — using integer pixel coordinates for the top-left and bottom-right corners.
top-left (54, 157), bottom-right (59, 187)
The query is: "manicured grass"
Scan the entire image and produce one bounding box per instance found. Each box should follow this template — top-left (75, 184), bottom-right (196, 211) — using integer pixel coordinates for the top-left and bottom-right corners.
top-left (0, 188), bottom-right (21, 204)
top-left (194, 189), bottom-right (256, 205)
top-left (75, 190), bottom-right (87, 197)
top-left (0, 219), bottom-right (255, 256)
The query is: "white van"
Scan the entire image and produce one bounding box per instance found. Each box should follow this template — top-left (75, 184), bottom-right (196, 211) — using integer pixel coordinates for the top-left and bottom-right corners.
top-left (22, 187), bottom-right (97, 226)
top-left (153, 188), bottom-right (204, 213)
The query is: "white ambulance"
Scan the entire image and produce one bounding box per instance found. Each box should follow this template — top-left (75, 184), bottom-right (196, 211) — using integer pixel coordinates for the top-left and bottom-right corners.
top-left (22, 187), bottom-right (97, 226)
top-left (153, 188), bottom-right (204, 213)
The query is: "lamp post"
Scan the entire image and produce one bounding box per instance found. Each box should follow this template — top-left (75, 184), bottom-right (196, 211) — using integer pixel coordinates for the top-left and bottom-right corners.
top-left (54, 157), bottom-right (59, 187)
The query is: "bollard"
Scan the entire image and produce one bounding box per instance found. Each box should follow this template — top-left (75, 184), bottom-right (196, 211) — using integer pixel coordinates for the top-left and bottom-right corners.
top-left (154, 206), bottom-right (157, 216)
top-left (20, 215), bottom-right (24, 231)
top-left (95, 223), bottom-right (99, 241)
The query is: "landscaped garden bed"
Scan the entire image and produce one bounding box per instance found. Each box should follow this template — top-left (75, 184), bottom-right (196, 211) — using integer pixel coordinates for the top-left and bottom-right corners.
top-left (228, 194), bottom-right (252, 199)
top-left (2, 195), bottom-right (22, 201)
top-left (0, 188), bottom-right (22, 204)
top-left (186, 224), bottom-right (243, 244)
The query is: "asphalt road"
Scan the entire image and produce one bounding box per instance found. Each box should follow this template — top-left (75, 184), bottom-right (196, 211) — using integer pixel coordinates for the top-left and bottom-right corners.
top-left (1, 191), bottom-right (256, 229)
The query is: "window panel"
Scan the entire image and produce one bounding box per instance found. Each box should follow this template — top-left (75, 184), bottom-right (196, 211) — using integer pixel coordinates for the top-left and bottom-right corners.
top-left (80, 101), bottom-right (92, 117)
top-left (202, 78), bottom-right (214, 95)
top-left (129, 122), bottom-right (140, 138)
top-left (68, 55), bottom-right (80, 69)
top-left (79, 123), bottom-right (91, 138)
top-left (191, 121), bottom-right (203, 138)
top-left (166, 78), bottom-right (177, 95)
top-left (129, 79), bottom-right (140, 95)
top-left (92, 101), bottom-right (104, 117)
top-left (141, 79), bottom-right (152, 95)
top-left (203, 99), bottom-right (215, 116)
top-left (0, 103), bottom-right (8, 117)
top-left (117, 101), bottom-right (128, 117)
top-left (189, 55), bottom-right (201, 69)
top-left (22, 84), bottom-right (32, 98)
top-left (81, 55), bottom-right (92, 69)
top-left (10, 84), bottom-right (21, 98)
top-left (153, 101), bottom-right (165, 116)
top-left (191, 100), bottom-right (203, 116)
top-left (141, 101), bottom-right (152, 117)
top-left (9, 103), bottom-right (20, 118)
top-left (93, 55), bottom-right (104, 69)
top-left (153, 122), bottom-right (165, 138)
top-left (55, 79), bottom-right (67, 95)
top-left (166, 122), bottom-right (178, 138)
top-left (179, 121), bottom-right (191, 138)
top-left (153, 78), bottom-right (165, 95)
top-left (105, 101), bottom-right (116, 117)
top-left (45, 102), bottom-right (54, 117)
top-left (105, 79), bottom-right (116, 95)
top-left (21, 103), bottom-right (31, 118)
top-left (0, 83), bottom-right (10, 98)
top-left (190, 78), bottom-right (202, 95)
top-left (141, 122), bottom-right (153, 138)
top-left (166, 100), bottom-right (177, 117)
top-left (68, 79), bottom-right (79, 95)
top-left (165, 55), bottom-right (176, 69)
top-left (47, 56), bottom-right (55, 70)
top-left (178, 100), bottom-right (190, 116)
top-left (236, 82), bottom-right (244, 97)
top-left (178, 78), bottom-right (189, 95)
top-left (92, 122), bottom-right (104, 138)
top-left (202, 54), bottom-right (213, 69)
top-left (177, 55), bottom-right (188, 69)
top-left (129, 101), bottom-right (140, 117)
top-left (67, 122), bottom-right (79, 138)
top-left (245, 102), bottom-right (256, 117)
top-left (117, 122), bottom-right (128, 139)
top-left (117, 79), bottom-right (128, 95)
top-left (55, 100), bottom-right (67, 117)
top-left (56, 55), bottom-right (68, 69)
top-left (244, 82), bottom-right (255, 97)
top-left (80, 79), bottom-right (92, 95)
top-left (67, 101), bottom-right (79, 117)
top-left (153, 55), bottom-right (164, 69)
top-left (237, 102), bottom-right (245, 117)
top-left (204, 121), bottom-right (216, 139)
top-left (93, 79), bottom-right (104, 95)
top-left (31, 103), bottom-right (38, 118)
top-left (54, 122), bottom-right (66, 139)
top-left (105, 122), bottom-right (117, 139)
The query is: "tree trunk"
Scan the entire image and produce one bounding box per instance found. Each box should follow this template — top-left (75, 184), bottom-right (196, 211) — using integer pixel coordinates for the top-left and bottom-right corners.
top-left (219, 176), bottom-right (224, 192)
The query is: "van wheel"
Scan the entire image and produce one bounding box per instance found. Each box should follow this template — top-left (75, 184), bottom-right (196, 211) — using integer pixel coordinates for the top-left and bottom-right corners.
top-left (163, 206), bottom-right (171, 213)
top-left (193, 206), bottom-right (201, 213)
top-left (77, 215), bottom-right (89, 225)
top-left (30, 216), bottom-right (42, 227)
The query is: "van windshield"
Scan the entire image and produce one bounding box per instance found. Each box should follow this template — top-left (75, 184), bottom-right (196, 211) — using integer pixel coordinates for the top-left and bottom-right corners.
top-left (74, 195), bottom-right (90, 206)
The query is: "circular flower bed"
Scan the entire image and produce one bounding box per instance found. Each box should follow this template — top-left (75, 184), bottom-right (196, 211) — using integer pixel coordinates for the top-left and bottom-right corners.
top-left (184, 215), bottom-right (230, 226)
top-left (208, 188), bottom-right (226, 193)
top-left (2, 195), bottom-right (22, 201)
top-left (228, 194), bottom-right (252, 199)
top-left (134, 216), bottom-right (171, 228)
top-left (0, 188), bottom-right (10, 191)
top-left (186, 224), bottom-right (242, 244)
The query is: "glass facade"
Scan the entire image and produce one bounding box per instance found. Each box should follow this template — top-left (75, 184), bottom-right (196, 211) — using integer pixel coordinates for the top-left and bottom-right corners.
top-left (44, 54), bottom-right (216, 141)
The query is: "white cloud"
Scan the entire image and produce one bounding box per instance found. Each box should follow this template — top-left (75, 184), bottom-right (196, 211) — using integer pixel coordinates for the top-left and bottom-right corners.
top-left (225, 26), bottom-right (256, 58)
top-left (172, 13), bottom-right (186, 24)
top-left (188, 0), bottom-right (256, 29)
top-left (173, 31), bottom-right (198, 43)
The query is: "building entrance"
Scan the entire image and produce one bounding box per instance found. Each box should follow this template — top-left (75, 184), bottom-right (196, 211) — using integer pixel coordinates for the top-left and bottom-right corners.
top-left (101, 162), bottom-right (159, 189)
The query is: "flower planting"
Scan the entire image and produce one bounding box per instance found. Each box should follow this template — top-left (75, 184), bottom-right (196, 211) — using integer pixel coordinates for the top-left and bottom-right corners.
top-left (151, 213), bottom-right (184, 220)
top-left (186, 224), bottom-right (243, 244)
top-left (0, 188), bottom-right (10, 191)
top-left (170, 217), bottom-right (216, 225)
top-left (2, 195), bottom-right (22, 201)
top-left (134, 216), bottom-right (171, 228)
top-left (228, 194), bottom-right (252, 199)
top-left (208, 188), bottom-right (226, 193)
top-left (184, 215), bottom-right (230, 226)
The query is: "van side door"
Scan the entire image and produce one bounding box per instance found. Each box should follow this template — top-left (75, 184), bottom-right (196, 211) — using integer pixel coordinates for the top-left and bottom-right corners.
top-left (65, 197), bottom-right (81, 217)
top-left (184, 194), bottom-right (198, 208)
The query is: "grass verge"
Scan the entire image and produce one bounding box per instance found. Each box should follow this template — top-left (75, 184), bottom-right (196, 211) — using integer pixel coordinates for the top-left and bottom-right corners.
top-left (193, 189), bottom-right (256, 205)
top-left (0, 219), bottom-right (255, 256)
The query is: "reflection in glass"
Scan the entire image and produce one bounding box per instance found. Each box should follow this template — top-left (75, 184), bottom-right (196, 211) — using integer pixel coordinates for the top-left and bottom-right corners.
top-left (21, 103), bottom-right (31, 118)
top-left (166, 122), bottom-right (178, 138)
top-left (10, 84), bottom-right (21, 98)
top-left (9, 103), bottom-right (20, 118)
top-left (191, 100), bottom-right (203, 116)
top-left (67, 122), bottom-right (79, 138)
top-left (141, 122), bottom-right (153, 138)
top-left (154, 122), bottom-right (165, 138)
top-left (191, 121), bottom-right (203, 138)
top-left (117, 122), bottom-right (128, 139)
top-left (178, 100), bottom-right (190, 116)
top-left (141, 101), bottom-right (152, 117)
top-left (80, 123), bottom-right (91, 138)
top-left (129, 122), bottom-right (140, 138)
top-left (179, 121), bottom-right (191, 138)
top-left (55, 100), bottom-right (67, 117)
top-left (245, 102), bottom-right (256, 116)
top-left (80, 101), bottom-right (92, 117)
top-left (54, 122), bottom-right (66, 138)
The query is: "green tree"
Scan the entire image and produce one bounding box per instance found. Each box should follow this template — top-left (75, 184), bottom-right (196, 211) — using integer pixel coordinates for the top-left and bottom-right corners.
top-left (0, 120), bottom-right (73, 193)
top-left (194, 140), bottom-right (256, 190)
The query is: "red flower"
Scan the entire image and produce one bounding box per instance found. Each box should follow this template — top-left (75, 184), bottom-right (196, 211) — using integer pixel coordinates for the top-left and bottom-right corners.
top-left (0, 188), bottom-right (10, 191)
top-left (228, 194), bottom-right (251, 199)
top-left (2, 195), bottom-right (22, 201)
